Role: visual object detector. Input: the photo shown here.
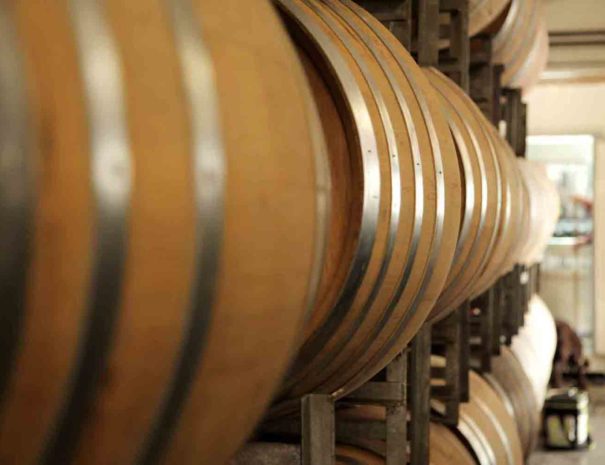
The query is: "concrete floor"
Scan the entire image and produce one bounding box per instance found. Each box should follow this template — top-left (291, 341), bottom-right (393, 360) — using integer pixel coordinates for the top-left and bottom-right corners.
top-left (529, 386), bottom-right (605, 465)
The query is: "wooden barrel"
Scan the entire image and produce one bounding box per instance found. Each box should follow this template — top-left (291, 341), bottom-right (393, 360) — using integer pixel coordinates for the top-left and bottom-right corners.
top-left (230, 443), bottom-right (302, 465)
top-left (0, 1), bottom-right (326, 465)
top-left (456, 371), bottom-right (524, 465)
top-left (469, 0), bottom-right (511, 37)
top-left (271, 0), bottom-right (462, 415)
top-left (335, 405), bottom-right (477, 465)
top-left (469, 121), bottom-right (526, 296)
top-left (335, 423), bottom-right (477, 465)
top-left (423, 68), bottom-right (540, 307)
top-left (510, 295), bottom-right (557, 408)
top-left (336, 445), bottom-right (385, 465)
top-left (517, 160), bottom-right (560, 266)
top-left (430, 422), bottom-right (477, 465)
top-left (424, 68), bottom-right (502, 315)
top-left (492, 0), bottom-right (549, 90)
top-left (483, 347), bottom-right (541, 457)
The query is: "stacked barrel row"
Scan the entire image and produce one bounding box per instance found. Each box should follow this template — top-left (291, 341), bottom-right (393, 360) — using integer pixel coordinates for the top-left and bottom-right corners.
top-left (0, 1), bottom-right (557, 465)
top-left (271, 0), bottom-right (559, 418)
top-left (469, 0), bottom-right (550, 92)
top-left (333, 295), bottom-right (557, 465)
top-left (434, 298), bottom-right (556, 465)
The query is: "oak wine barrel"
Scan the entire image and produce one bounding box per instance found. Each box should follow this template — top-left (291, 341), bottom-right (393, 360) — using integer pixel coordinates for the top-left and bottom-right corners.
top-left (510, 295), bottom-right (557, 408)
top-left (455, 371), bottom-right (524, 465)
top-left (270, 0), bottom-right (463, 416)
top-left (0, 1), bottom-right (326, 464)
top-left (492, 0), bottom-right (549, 90)
top-left (335, 405), bottom-right (478, 465)
top-left (484, 347), bottom-right (541, 457)
top-left (430, 422), bottom-right (477, 465)
top-left (425, 68), bottom-right (503, 316)
top-left (469, 0), bottom-right (511, 37)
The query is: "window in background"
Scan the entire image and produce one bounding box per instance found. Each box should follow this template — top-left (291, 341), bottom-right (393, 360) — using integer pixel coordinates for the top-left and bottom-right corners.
top-left (527, 134), bottom-right (596, 352)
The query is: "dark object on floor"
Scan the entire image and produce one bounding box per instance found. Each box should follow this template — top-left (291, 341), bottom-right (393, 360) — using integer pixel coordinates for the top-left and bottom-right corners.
top-left (586, 372), bottom-right (605, 385)
top-left (543, 388), bottom-right (591, 450)
top-left (552, 321), bottom-right (589, 389)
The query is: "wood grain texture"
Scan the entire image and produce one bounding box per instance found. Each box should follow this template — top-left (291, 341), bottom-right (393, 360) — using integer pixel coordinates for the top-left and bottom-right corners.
top-left (492, 0), bottom-right (549, 90)
top-left (272, 0), bottom-right (462, 415)
top-left (0, 1), bottom-right (326, 464)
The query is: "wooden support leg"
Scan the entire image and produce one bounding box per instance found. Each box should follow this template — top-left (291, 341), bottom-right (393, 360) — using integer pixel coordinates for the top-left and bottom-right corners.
top-left (302, 394), bottom-right (334, 465)
top-left (480, 287), bottom-right (494, 372)
top-left (409, 325), bottom-right (431, 465)
top-left (386, 353), bottom-right (408, 465)
top-left (492, 281), bottom-right (503, 355)
top-left (458, 302), bottom-right (470, 403)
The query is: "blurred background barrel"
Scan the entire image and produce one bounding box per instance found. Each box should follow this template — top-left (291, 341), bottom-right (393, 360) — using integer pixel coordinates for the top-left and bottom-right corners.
top-left (510, 295), bottom-right (558, 407)
top-left (469, 0), bottom-right (511, 37)
top-left (492, 0), bottom-right (549, 91)
top-left (454, 371), bottom-right (524, 465)
top-left (484, 347), bottom-right (541, 457)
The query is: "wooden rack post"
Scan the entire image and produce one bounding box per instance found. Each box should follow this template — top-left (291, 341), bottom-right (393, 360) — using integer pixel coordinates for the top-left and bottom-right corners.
top-left (435, 0), bottom-right (470, 91)
top-left (355, 0), bottom-right (412, 49)
top-left (431, 304), bottom-right (470, 425)
top-left (412, 0), bottom-right (471, 428)
top-left (503, 88), bottom-right (527, 157)
top-left (337, 351), bottom-right (410, 465)
top-left (470, 289), bottom-right (495, 373)
top-left (470, 36), bottom-right (503, 125)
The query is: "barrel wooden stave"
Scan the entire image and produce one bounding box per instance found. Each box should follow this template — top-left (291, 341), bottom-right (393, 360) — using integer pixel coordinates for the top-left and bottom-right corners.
top-left (430, 422), bottom-right (477, 465)
top-left (272, 0), bottom-right (462, 413)
top-left (484, 347), bottom-right (541, 457)
top-left (469, 0), bottom-right (512, 37)
top-left (0, 1), bottom-right (326, 464)
top-left (510, 295), bottom-right (557, 408)
top-left (458, 371), bottom-right (524, 465)
top-left (425, 68), bottom-right (503, 315)
top-left (493, 0), bottom-right (549, 90)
